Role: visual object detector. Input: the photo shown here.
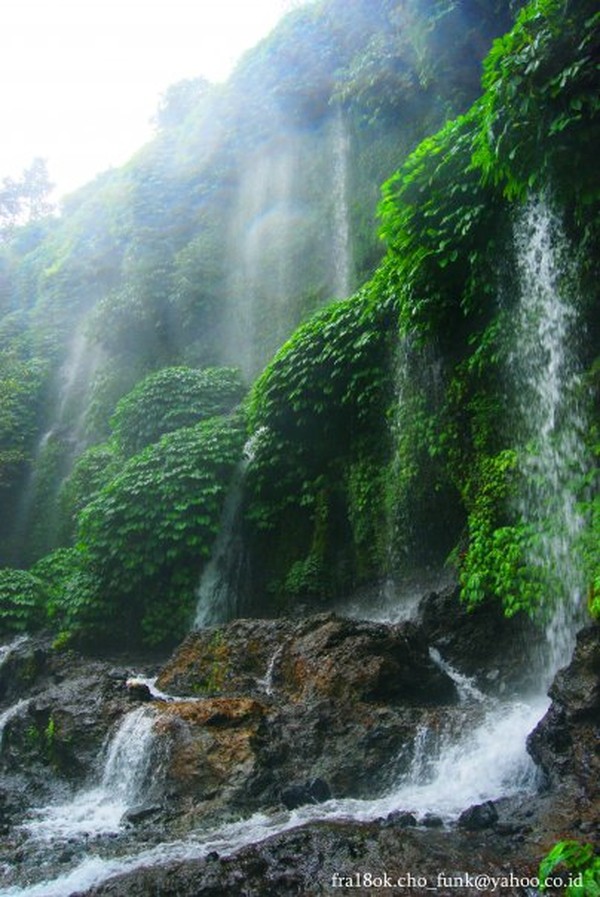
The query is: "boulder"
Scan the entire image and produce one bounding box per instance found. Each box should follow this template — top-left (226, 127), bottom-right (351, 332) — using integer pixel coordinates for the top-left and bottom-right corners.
top-left (417, 586), bottom-right (542, 694)
top-left (457, 800), bottom-right (498, 830)
top-left (280, 777), bottom-right (331, 809)
top-left (528, 624), bottom-right (600, 798)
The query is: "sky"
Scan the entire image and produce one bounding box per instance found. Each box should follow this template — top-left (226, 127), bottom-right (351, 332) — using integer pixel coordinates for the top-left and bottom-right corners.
top-left (1, 0), bottom-right (305, 199)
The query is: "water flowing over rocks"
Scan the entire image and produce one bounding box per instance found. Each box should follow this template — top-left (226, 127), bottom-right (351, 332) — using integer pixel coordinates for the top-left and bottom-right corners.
top-left (154, 615), bottom-right (458, 825)
top-left (0, 606), bottom-right (597, 896)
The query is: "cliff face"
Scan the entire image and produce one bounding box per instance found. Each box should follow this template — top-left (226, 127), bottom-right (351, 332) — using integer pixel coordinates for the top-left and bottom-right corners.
top-left (0, 0), bottom-right (517, 579)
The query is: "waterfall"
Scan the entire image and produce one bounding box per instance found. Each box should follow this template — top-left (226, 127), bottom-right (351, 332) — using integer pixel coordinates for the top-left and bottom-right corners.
top-left (193, 468), bottom-right (247, 628)
top-left (23, 707), bottom-right (158, 840)
top-left (510, 196), bottom-right (589, 674)
top-left (222, 135), bottom-right (309, 377)
top-left (0, 699), bottom-right (30, 750)
top-left (10, 323), bottom-right (103, 563)
top-left (331, 107), bottom-right (353, 299)
top-left (193, 433), bottom-right (262, 628)
top-left (0, 635), bottom-right (28, 667)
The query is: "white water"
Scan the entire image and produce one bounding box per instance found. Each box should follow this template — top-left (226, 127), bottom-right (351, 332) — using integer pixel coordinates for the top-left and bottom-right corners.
top-left (331, 107), bottom-right (353, 299)
top-left (511, 196), bottom-right (589, 674)
top-left (0, 693), bottom-right (545, 897)
top-left (428, 648), bottom-right (486, 704)
top-left (336, 570), bottom-right (453, 625)
top-left (0, 635), bottom-right (28, 667)
top-left (193, 467), bottom-right (246, 628)
top-left (256, 645), bottom-right (283, 696)
top-left (23, 707), bottom-right (157, 840)
top-left (11, 324), bottom-right (103, 562)
top-left (194, 434), bottom-right (261, 628)
top-left (222, 133), bottom-right (311, 377)
top-left (0, 699), bottom-right (30, 750)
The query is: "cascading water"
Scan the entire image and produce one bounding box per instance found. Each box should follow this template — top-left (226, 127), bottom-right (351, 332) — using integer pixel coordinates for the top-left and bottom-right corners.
top-left (194, 432), bottom-right (263, 628)
top-left (222, 134), bottom-right (311, 378)
top-left (331, 106), bottom-right (353, 300)
top-left (0, 699), bottom-right (30, 750)
top-left (10, 323), bottom-right (103, 564)
top-left (23, 706), bottom-right (158, 840)
top-left (510, 195), bottom-right (589, 675)
top-left (0, 635), bottom-right (28, 667)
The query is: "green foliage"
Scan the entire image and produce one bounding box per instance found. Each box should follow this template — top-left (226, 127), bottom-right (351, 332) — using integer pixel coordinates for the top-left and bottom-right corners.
top-left (0, 568), bottom-right (46, 635)
top-left (345, 457), bottom-right (388, 576)
top-left (243, 275), bottom-right (396, 604)
top-left (76, 415), bottom-right (246, 646)
top-left (379, 107), bottom-right (506, 343)
top-left (458, 451), bottom-right (543, 615)
top-left (247, 276), bottom-right (395, 529)
top-left (0, 158), bottom-right (55, 241)
top-left (29, 546), bottom-right (96, 637)
top-left (540, 840), bottom-right (600, 896)
top-left (0, 349), bottom-right (45, 490)
top-left (110, 366), bottom-right (245, 457)
top-left (58, 442), bottom-right (124, 541)
top-left (473, 0), bottom-right (600, 204)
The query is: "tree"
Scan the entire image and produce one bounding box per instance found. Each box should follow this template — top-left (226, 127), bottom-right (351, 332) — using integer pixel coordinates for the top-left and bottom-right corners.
top-left (0, 158), bottom-right (55, 241)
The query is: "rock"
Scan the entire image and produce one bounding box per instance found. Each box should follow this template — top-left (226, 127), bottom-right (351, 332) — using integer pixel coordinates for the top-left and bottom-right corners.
top-left (384, 810), bottom-right (417, 828)
top-left (549, 625), bottom-right (600, 717)
top-left (158, 615), bottom-right (457, 706)
top-left (457, 800), bottom-right (498, 830)
top-left (125, 680), bottom-right (153, 702)
top-left (123, 804), bottom-right (162, 824)
top-left (146, 614), bottom-right (460, 819)
top-left (422, 813), bottom-right (444, 828)
top-left (528, 624), bottom-right (600, 798)
top-left (280, 778), bottom-right (331, 809)
top-left (417, 586), bottom-right (541, 693)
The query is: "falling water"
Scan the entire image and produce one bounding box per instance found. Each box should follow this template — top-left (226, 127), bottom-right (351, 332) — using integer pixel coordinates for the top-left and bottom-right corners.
top-left (510, 196), bottom-right (589, 675)
top-left (0, 635), bottom-right (28, 667)
top-left (331, 107), bottom-right (353, 299)
top-left (193, 433), bottom-right (263, 628)
top-left (222, 134), bottom-right (313, 377)
top-left (10, 324), bottom-right (103, 563)
top-left (23, 707), bottom-right (158, 840)
top-left (0, 699), bottom-right (30, 750)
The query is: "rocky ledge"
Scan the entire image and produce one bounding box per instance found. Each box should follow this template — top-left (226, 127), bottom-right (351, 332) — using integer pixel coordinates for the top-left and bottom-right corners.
top-left (0, 588), bottom-right (597, 896)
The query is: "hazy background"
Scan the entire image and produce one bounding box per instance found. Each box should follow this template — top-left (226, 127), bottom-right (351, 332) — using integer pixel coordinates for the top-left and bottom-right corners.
top-left (2, 0), bottom-right (306, 197)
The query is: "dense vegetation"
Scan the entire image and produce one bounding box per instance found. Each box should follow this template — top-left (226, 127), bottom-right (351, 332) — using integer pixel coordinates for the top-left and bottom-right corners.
top-left (0, 0), bottom-right (598, 647)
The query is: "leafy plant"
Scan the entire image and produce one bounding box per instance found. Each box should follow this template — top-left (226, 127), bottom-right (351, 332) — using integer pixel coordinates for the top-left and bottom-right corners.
top-left (0, 568), bottom-right (46, 635)
top-left (110, 366), bottom-right (245, 457)
top-left (76, 414), bottom-right (246, 646)
top-left (540, 840), bottom-right (600, 896)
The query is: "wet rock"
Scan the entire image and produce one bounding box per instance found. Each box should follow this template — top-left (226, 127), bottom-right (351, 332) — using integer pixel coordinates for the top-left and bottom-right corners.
top-left (125, 681), bottom-right (153, 702)
top-left (123, 804), bottom-right (163, 824)
top-left (147, 615), bottom-right (460, 819)
top-left (528, 625), bottom-right (600, 800)
top-left (384, 810), bottom-right (417, 828)
top-left (421, 813), bottom-right (444, 828)
top-left (417, 586), bottom-right (541, 693)
top-left (158, 615), bottom-right (456, 706)
top-left (457, 800), bottom-right (498, 830)
top-left (280, 777), bottom-right (331, 809)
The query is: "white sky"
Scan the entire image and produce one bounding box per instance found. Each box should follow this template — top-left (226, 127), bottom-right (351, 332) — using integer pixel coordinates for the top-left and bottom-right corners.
top-left (1, 0), bottom-right (305, 198)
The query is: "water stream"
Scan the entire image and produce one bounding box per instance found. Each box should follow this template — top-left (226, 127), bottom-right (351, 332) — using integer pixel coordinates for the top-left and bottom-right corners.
top-left (331, 106), bottom-right (353, 299)
top-left (510, 196), bottom-right (589, 675)
top-left (22, 706), bottom-right (158, 841)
